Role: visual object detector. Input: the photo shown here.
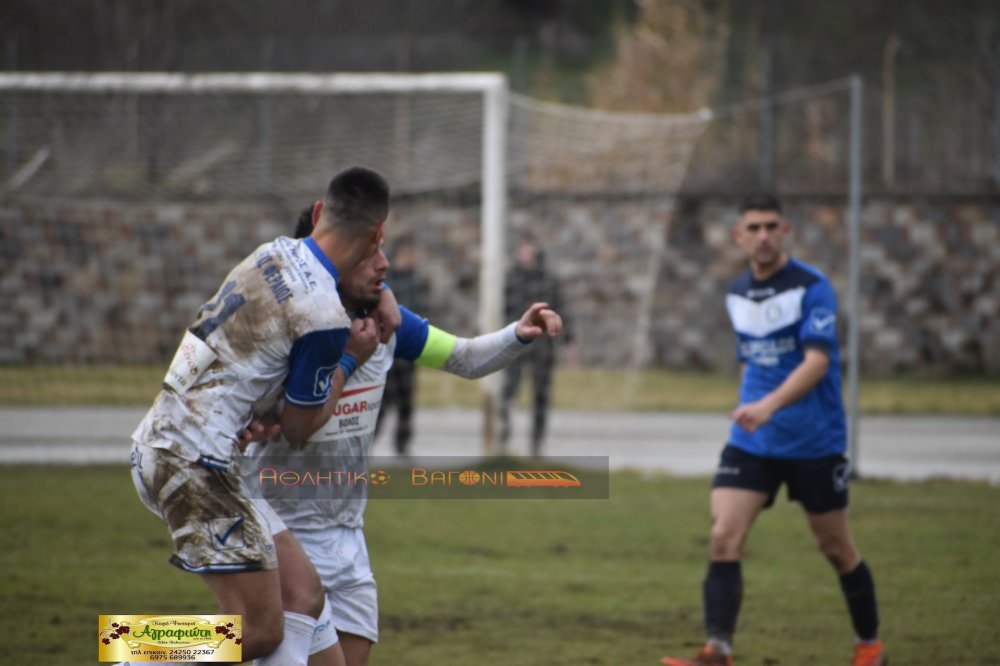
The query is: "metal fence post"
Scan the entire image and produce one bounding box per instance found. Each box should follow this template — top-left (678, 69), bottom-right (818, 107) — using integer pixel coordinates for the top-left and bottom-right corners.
top-left (995, 86), bottom-right (1000, 190)
top-left (258, 38), bottom-right (274, 191)
top-left (6, 36), bottom-right (17, 180)
top-left (758, 45), bottom-right (774, 189)
top-left (847, 74), bottom-right (863, 477)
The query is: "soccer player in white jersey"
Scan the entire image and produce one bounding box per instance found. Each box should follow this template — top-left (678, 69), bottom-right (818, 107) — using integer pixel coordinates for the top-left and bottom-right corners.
top-left (127, 167), bottom-right (396, 666)
top-left (241, 211), bottom-right (563, 666)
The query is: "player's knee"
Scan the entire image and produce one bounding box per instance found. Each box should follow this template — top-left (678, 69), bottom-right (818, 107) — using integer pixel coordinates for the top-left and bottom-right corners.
top-left (242, 612), bottom-right (284, 658)
top-left (305, 585), bottom-right (326, 618)
top-left (282, 576), bottom-right (325, 619)
top-left (815, 535), bottom-right (854, 572)
top-left (276, 544), bottom-right (326, 618)
top-left (243, 602), bottom-right (285, 660)
top-left (709, 522), bottom-right (745, 559)
top-left (821, 549), bottom-right (849, 572)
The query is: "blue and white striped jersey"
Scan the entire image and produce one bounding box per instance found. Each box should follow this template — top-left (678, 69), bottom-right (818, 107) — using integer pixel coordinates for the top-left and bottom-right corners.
top-left (725, 257), bottom-right (846, 459)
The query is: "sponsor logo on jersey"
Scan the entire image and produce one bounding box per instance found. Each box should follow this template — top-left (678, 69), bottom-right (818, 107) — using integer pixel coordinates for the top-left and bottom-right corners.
top-left (284, 237), bottom-right (320, 290)
top-left (807, 307), bottom-right (837, 335)
top-left (209, 517), bottom-right (245, 550)
top-left (163, 330), bottom-right (219, 394)
top-left (313, 384), bottom-right (385, 439)
top-left (746, 287), bottom-right (776, 299)
top-left (314, 365), bottom-right (337, 397)
top-left (739, 335), bottom-right (797, 366)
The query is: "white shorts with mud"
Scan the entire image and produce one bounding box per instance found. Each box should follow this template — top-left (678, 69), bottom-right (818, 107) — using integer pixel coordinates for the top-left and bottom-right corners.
top-left (131, 442), bottom-right (277, 573)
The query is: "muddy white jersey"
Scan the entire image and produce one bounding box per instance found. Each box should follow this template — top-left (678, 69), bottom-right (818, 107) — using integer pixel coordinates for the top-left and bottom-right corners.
top-left (244, 336), bottom-right (395, 530)
top-left (243, 307), bottom-right (430, 530)
top-left (132, 236), bottom-right (352, 472)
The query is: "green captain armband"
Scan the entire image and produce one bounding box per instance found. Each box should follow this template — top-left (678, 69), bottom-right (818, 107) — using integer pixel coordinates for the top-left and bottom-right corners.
top-left (415, 325), bottom-right (457, 369)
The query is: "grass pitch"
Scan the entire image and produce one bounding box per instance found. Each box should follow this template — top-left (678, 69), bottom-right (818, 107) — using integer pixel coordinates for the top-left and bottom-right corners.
top-left (1, 465), bottom-right (997, 665)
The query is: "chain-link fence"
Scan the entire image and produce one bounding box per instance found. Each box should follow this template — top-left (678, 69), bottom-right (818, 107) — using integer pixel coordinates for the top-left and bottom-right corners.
top-left (0, 73), bottom-right (997, 409)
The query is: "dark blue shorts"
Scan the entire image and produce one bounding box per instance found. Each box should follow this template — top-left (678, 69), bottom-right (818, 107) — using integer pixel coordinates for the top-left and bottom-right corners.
top-left (711, 445), bottom-right (850, 514)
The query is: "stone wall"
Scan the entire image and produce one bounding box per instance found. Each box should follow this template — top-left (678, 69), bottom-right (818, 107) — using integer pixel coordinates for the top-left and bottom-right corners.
top-left (1, 194), bottom-right (997, 375)
top-left (0, 199), bottom-right (288, 363)
top-left (656, 196), bottom-right (1000, 376)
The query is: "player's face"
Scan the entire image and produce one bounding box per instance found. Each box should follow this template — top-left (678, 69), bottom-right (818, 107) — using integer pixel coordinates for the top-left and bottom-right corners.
top-left (734, 209), bottom-right (789, 273)
top-left (339, 244), bottom-right (389, 312)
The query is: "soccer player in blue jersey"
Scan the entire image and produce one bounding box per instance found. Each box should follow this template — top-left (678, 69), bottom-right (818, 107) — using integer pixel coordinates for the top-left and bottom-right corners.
top-left (663, 194), bottom-right (885, 666)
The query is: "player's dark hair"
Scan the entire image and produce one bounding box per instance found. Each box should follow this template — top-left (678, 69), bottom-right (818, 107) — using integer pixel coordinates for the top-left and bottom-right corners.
top-left (321, 166), bottom-right (390, 239)
top-left (293, 206), bottom-right (314, 239)
top-left (739, 192), bottom-right (782, 215)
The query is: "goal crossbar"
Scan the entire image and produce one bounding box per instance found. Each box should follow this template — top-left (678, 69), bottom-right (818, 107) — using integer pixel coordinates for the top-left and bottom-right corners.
top-left (0, 70), bottom-right (509, 451)
top-left (0, 71), bottom-right (506, 95)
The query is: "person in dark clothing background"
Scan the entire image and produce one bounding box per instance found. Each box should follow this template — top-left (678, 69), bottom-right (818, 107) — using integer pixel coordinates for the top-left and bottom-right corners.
top-left (499, 233), bottom-right (572, 457)
top-left (374, 234), bottom-right (428, 455)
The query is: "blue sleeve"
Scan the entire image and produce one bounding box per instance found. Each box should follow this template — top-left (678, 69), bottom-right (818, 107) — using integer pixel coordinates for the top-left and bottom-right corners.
top-left (285, 328), bottom-right (350, 407)
top-left (393, 305), bottom-right (430, 362)
top-left (800, 279), bottom-right (838, 352)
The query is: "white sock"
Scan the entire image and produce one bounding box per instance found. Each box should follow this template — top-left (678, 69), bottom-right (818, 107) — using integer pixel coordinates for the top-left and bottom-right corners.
top-left (310, 595), bottom-right (339, 655)
top-left (254, 611), bottom-right (317, 666)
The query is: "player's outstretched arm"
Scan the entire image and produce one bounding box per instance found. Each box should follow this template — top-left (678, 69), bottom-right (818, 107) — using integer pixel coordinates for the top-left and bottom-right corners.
top-left (410, 302), bottom-right (563, 380)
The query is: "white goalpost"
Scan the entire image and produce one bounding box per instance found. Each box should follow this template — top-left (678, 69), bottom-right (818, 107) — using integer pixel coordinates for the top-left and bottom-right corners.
top-left (0, 71), bottom-right (712, 456)
top-left (0, 70), bottom-right (513, 449)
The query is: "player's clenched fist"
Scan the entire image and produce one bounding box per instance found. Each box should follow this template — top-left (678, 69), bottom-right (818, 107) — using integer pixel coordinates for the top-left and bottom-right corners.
top-left (729, 399), bottom-right (775, 433)
top-left (373, 288), bottom-right (401, 343)
top-left (345, 316), bottom-right (380, 365)
top-left (515, 302), bottom-right (563, 341)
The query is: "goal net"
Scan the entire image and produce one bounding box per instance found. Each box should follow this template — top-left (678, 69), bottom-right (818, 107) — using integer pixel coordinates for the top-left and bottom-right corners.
top-left (0, 72), bottom-right (709, 454)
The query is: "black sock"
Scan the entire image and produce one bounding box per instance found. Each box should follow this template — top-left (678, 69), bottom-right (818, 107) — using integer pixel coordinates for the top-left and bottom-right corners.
top-left (839, 560), bottom-right (880, 641)
top-left (703, 560), bottom-right (742, 644)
